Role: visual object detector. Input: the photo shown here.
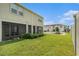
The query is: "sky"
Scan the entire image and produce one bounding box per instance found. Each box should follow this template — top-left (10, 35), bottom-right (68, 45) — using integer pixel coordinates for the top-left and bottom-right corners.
top-left (21, 3), bottom-right (79, 26)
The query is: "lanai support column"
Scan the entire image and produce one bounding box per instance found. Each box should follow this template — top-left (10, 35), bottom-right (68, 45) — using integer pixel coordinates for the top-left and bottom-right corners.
top-left (0, 21), bottom-right (2, 42)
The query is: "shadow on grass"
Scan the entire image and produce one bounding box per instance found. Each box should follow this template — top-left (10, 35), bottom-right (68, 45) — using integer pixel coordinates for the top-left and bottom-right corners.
top-left (0, 35), bottom-right (45, 46)
top-left (0, 39), bottom-right (26, 46)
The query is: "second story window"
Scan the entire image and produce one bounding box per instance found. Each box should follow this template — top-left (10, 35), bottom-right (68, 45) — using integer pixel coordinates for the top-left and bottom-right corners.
top-left (10, 4), bottom-right (24, 16)
top-left (19, 11), bottom-right (23, 16)
top-left (38, 19), bottom-right (42, 22)
top-left (11, 8), bottom-right (17, 14)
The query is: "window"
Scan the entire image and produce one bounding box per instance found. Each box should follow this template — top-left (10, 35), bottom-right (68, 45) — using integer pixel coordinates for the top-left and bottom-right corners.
top-left (28, 25), bottom-right (32, 33)
top-left (19, 11), bottom-right (23, 16)
top-left (11, 24), bottom-right (19, 36)
top-left (2, 22), bottom-right (9, 37)
top-left (11, 8), bottom-right (17, 14)
top-left (39, 27), bottom-right (43, 34)
top-left (37, 26), bottom-right (43, 34)
top-left (2, 22), bottom-right (26, 40)
top-left (14, 25), bottom-right (19, 35)
top-left (38, 19), bottom-right (42, 22)
top-left (10, 4), bottom-right (24, 16)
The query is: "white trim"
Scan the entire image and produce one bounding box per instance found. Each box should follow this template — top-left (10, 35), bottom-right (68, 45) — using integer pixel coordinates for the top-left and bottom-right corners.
top-left (0, 21), bottom-right (2, 42)
top-left (0, 18), bottom-right (26, 24)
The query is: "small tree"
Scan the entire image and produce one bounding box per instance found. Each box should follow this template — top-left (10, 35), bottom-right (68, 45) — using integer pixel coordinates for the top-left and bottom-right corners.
top-left (55, 27), bottom-right (60, 34)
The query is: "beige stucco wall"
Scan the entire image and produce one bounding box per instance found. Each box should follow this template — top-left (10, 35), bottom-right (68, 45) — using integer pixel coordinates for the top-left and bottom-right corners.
top-left (44, 25), bottom-right (65, 33)
top-left (44, 25), bottom-right (54, 32)
top-left (54, 25), bottom-right (65, 33)
top-left (0, 3), bottom-right (43, 42)
top-left (0, 4), bottom-right (26, 24)
top-left (75, 14), bottom-right (79, 55)
top-left (0, 3), bottom-right (43, 25)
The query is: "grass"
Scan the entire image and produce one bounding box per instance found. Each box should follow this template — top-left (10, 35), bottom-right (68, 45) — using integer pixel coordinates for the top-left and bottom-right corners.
top-left (0, 33), bottom-right (75, 56)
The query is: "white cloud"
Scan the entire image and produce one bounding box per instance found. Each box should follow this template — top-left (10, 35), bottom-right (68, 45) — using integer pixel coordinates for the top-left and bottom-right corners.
top-left (44, 10), bottom-right (78, 25)
top-left (64, 10), bottom-right (79, 16)
top-left (58, 10), bottom-right (78, 25)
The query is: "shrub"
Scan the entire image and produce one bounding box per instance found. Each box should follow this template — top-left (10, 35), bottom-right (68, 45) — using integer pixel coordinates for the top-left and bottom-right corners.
top-left (20, 33), bottom-right (44, 39)
top-left (20, 33), bottom-right (31, 39)
top-left (33, 34), bottom-right (38, 38)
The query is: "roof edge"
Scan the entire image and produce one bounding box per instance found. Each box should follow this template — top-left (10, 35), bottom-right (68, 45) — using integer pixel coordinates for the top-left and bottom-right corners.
top-left (15, 3), bottom-right (43, 19)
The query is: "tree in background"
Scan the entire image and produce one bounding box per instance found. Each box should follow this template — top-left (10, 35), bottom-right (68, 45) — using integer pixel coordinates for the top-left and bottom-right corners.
top-left (55, 27), bottom-right (60, 34)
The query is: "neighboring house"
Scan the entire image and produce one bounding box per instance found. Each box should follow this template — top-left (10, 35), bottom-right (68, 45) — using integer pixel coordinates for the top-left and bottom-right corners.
top-left (72, 13), bottom-right (79, 56)
top-left (44, 24), bottom-right (70, 33)
top-left (0, 3), bottom-right (43, 42)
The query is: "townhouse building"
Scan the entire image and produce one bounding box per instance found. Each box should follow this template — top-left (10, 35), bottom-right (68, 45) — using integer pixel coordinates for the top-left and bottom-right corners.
top-left (0, 3), bottom-right (43, 42)
top-left (44, 24), bottom-right (69, 33)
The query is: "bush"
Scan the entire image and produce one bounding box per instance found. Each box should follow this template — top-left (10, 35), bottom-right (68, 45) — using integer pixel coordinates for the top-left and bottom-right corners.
top-left (20, 33), bottom-right (44, 39)
top-left (20, 33), bottom-right (32, 39)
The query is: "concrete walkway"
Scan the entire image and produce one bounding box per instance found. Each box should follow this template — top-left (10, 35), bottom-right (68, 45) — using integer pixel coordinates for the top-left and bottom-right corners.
top-left (61, 32), bottom-right (66, 35)
top-left (44, 32), bottom-right (66, 35)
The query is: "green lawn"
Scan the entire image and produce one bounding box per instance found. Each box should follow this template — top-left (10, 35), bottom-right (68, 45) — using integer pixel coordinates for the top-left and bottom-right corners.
top-left (0, 33), bottom-right (75, 56)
